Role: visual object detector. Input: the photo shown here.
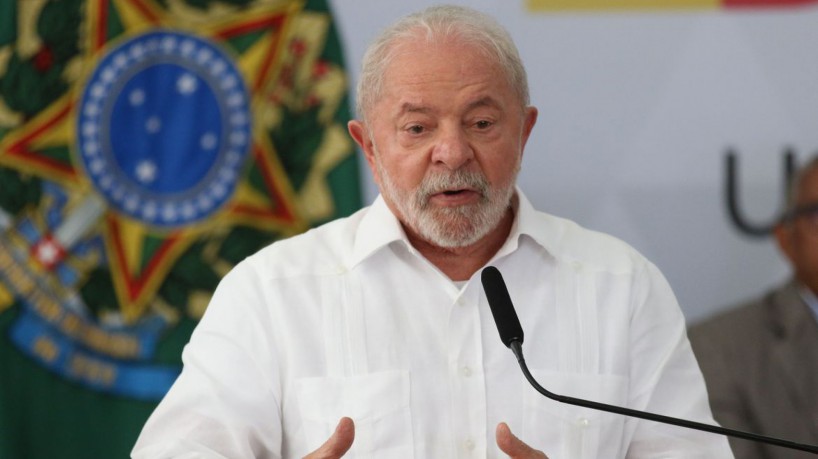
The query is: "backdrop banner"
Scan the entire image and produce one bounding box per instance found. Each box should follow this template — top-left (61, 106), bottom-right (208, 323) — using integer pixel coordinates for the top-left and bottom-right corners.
top-left (0, 0), bottom-right (360, 457)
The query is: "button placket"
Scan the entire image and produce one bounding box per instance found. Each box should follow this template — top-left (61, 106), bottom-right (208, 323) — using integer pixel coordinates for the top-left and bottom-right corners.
top-left (446, 284), bottom-right (486, 457)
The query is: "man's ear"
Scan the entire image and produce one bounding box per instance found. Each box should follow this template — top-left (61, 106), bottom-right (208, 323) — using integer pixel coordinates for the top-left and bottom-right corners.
top-left (348, 120), bottom-right (381, 186)
top-left (348, 120), bottom-right (374, 165)
top-left (520, 106), bottom-right (538, 155)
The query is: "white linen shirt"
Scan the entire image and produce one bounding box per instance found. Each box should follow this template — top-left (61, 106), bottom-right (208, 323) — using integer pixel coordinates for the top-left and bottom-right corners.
top-left (132, 191), bottom-right (733, 459)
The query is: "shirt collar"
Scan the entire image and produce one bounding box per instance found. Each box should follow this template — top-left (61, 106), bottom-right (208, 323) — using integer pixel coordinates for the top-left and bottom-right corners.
top-left (350, 188), bottom-right (558, 268)
top-left (350, 194), bottom-right (408, 267)
top-left (491, 188), bottom-right (558, 261)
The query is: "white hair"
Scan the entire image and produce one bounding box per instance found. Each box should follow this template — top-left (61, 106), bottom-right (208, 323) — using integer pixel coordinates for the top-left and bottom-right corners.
top-left (355, 4), bottom-right (530, 122)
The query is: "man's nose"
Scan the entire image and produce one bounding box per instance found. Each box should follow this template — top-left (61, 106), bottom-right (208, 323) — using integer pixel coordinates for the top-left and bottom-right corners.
top-left (431, 126), bottom-right (474, 170)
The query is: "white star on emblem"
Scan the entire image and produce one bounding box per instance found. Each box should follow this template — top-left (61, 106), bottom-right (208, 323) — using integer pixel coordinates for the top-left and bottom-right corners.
top-left (181, 203), bottom-right (196, 219)
top-left (101, 67), bottom-right (116, 84)
top-left (142, 202), bottom-right (158, 219)
top-left (162, 204), bottom-right (178, 222)
top-left (196, 48), bottom-right (213, 65)
top-left (161, 36), bottom-right (177, 54)
top-left (82, 121), bottom-right (98, 137)
top-left (200, 132), bottom-right (217, 150)
top-left (177, 73), bottom-right (198, 95)
top-left (113, 52), bottom-right (128, 69)
top-left (129, 42), bottom-right (145, 59)
top-left (124, 196), bottom-right (139, 212)
top-left (129, 89), bottom-right (145, 106)
top-left (84, 102), bottom-right (100, 117)
top-left (145, 116), bottom-right (161, 134)
top-left (91, 83), bottom-right (105, 99)
top-left (136, 160), bottom-right (157, 183)
top-left (210, 59), bottom-right (226, 76)
top-left (89, 158), bottom-right (104, 174)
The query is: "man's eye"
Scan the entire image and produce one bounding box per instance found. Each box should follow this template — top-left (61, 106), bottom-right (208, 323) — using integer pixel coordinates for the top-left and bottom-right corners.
top-left (407, 125), bottom-right (424, 134)
top-left (475, 120), bottom-right (493, 129)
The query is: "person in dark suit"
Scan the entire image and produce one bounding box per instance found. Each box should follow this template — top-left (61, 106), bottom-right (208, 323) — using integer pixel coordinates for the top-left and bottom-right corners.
top-left (689, 156), bottom-right (818, 459)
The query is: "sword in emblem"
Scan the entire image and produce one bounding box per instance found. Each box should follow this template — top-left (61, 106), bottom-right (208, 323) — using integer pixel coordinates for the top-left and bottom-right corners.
top-left (31, 193), bottom-right (106, 270)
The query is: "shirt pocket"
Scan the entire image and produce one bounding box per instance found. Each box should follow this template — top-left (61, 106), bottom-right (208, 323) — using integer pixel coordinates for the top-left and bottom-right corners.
top-left (522, 369), bottom-right (627, 459)
top-left (295, 369), bottom-right (414, 459)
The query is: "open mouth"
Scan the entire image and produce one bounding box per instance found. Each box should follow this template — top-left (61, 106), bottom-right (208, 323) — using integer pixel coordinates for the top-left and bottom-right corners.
top-left (430, 188), bottom-right (480, 205)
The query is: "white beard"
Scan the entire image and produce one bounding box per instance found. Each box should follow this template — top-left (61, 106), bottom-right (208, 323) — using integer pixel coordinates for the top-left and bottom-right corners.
top-left (374, 156), bottom-right (518, 249)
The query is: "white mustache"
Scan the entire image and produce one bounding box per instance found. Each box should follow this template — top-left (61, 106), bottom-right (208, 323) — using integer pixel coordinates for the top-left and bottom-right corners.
top-left (417, 169), bottom-right (489, 202)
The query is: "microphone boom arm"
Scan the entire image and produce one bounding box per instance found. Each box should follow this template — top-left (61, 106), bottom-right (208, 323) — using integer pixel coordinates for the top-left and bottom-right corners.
top-left (508, 340), bottom-right (818, 455)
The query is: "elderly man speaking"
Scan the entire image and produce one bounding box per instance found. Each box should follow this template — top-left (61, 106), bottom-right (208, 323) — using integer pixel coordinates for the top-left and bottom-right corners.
top-left (132, 5), bottom-right (732, 458)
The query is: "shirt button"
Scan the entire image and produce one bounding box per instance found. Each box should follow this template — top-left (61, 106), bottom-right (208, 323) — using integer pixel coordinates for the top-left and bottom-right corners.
top-left (577, 417), bottom-right (590, 428)
top-left (456, 297), bottom-right (466, 306)
top-left (464, 438), bottom-right (475, 451)
top-left (461, 365), bottom-right (472, 377)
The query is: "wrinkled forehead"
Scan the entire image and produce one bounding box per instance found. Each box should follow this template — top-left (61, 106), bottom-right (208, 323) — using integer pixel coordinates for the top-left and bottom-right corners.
top-left (379, 37), bottom-right (515, 102)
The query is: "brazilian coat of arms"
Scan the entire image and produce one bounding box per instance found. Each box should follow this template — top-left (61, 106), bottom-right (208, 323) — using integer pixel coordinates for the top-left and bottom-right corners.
top-left (0, 0), bottom-right (360, 400)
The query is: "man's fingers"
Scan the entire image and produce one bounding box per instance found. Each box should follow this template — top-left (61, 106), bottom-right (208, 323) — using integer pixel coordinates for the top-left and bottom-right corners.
top-left (326, 417), bottom-right (355, 456)
top-left (305, 418), bottom-right (545, 458)
top-left (496, 422), bottom-right (548, 459)
top-left (303, 417), bottom-right (355, 459)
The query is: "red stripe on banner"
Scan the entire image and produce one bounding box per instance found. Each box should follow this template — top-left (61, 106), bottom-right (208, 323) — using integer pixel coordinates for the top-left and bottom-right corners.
top-left (95, 0), bottom-right (108, 53)
top-left (129, 0), bottom-right (162, 23)
top-left (230, 144), bottom-right (295, 223)
top-left (216, 15), bottom-right (287, 91)
top-left (107, 216), bottom-right (181, 302)
top-left (6, 101), bottom-right (76, 178)
top-left (216, 16), bottom-right (285, 39)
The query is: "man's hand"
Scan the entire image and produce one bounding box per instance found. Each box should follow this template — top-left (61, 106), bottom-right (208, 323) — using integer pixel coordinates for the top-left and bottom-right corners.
top-left (496, 422), bottom-right (549, 458)
top-left (303, 417), bottom-right (355, 459)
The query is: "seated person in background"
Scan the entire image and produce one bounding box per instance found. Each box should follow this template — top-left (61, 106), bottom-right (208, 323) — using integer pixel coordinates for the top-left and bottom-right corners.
top-left (689, 156), bottom-right (818, 459)
top-left (132, 4), bottom-right (732, 458)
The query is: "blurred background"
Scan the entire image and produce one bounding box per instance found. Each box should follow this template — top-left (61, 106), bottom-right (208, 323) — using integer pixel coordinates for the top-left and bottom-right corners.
top-left (0, 0), bottom-right (812, 457)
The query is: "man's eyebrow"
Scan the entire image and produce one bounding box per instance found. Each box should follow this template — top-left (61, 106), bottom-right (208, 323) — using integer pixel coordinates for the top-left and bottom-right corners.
top-left (394, 97), bottom-right (501, 117)
top-left (465, 96), bottom-right (501, 112)
top-left (397, 102), bottom-right (433, 116)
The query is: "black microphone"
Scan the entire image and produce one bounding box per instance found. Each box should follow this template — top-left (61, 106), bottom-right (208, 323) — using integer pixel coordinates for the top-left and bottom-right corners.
top-left (480, 265), bottom-right (818, 455)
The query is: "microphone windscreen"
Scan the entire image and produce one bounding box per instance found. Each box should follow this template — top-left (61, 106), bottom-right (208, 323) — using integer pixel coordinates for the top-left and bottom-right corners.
top-left (481, 266), bottom-right (524, 347)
